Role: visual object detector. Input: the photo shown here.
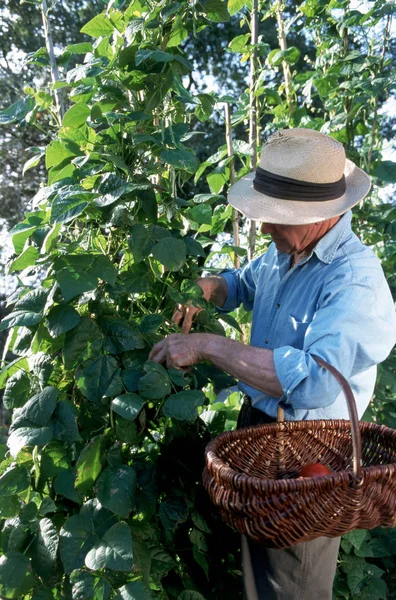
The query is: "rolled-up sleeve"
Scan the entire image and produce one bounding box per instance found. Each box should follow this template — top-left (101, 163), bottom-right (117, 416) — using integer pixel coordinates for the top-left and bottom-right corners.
top-left (273, 279), bottom-right (396, 415)
top-left (217, 255), bottom-right (263, 313)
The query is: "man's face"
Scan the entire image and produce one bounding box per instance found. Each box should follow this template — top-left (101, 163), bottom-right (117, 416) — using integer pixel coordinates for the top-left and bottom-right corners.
top-left (260, 221), bottom-right (329, 255)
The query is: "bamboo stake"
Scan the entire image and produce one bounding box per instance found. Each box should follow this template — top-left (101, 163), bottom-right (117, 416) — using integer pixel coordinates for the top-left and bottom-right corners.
top-left (275, 1), bottom-right (293, 114)
top-left (367, 13), bottom-right (392, 173)
top-left (248, 0), bottom-right (259, 262)
top-left (40, 0), bottom-right (65, 120)
top-left (224, 103), bottom-right (240, 270)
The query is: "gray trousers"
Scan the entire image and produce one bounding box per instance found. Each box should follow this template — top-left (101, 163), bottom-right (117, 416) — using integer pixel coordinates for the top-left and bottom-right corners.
top-left (238, 400), bottom-right (340, 600)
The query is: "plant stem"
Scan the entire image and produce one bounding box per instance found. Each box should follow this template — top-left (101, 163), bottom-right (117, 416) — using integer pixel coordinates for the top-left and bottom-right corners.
top-left (40, 0), bottom-right (65, 120)
top-left (275, 1), bottom-right (293, 114)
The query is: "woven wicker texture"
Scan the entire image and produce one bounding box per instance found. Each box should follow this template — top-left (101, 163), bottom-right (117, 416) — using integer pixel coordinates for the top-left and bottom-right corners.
top-left (203, 359), bottom-right (396, 549)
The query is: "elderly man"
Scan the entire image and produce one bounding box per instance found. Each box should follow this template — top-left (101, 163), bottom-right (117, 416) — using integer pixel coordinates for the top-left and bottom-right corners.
top-left (149, 128), bottom-right (396, 599)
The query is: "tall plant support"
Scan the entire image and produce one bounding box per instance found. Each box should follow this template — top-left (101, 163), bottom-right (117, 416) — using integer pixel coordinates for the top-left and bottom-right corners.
top-left (275, 1), bottom-right (293, 114)
top-left (367, 13), bottom-right (392, 173)
top-left (248, 0), bottom-right (259, 261)
top-left (40, 0), bottom-right (65, 120)
top-left (224, 103), bottom-right (240, 270)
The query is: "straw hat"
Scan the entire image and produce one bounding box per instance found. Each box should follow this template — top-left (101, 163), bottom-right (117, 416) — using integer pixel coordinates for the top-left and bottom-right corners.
top-left (228, 128), bottom-right (371, 225)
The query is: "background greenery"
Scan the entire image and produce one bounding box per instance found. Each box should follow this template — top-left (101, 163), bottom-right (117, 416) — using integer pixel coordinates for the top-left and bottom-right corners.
top-left (0, 0), bottom-right (395, 598)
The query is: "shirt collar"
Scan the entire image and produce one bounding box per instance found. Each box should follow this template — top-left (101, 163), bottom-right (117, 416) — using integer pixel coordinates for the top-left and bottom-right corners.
top-left (313, 210), bottom-right (352, 264)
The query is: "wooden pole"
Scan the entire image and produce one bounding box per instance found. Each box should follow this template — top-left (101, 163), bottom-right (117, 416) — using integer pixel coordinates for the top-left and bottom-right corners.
top-left (224, 103), bottom-right (240, 270)
top-left (40, 0), bottom-right (65, 120)
top-left (275, 1), bottom-right (293, 114)
top-left (248, 0), bottom-right (259, 261)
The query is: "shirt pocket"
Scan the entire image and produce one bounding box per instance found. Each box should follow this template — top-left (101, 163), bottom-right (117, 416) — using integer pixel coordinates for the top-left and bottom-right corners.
top-left (285, 314), bottom-right (311, 348)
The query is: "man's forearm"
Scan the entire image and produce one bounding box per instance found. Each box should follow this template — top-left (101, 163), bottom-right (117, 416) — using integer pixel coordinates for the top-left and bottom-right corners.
top-left (200, 334), bottom-right (283, 398)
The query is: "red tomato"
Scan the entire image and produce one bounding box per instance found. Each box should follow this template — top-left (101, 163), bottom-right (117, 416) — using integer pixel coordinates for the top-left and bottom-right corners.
top-left (300, 463), bottom-right (331, 478)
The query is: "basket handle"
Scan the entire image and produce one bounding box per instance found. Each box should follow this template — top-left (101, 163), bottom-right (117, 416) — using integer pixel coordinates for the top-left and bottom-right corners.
top-left (277, 355), bottom-right (362, 481)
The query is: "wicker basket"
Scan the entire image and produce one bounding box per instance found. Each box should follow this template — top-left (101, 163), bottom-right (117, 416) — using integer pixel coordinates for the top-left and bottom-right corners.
top-left (203, 357), bottom-right (396, 549)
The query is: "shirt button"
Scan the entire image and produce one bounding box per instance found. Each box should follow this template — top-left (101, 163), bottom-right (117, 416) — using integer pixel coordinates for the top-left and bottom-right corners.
top-left (276, 303), bottom-right (280, 308)
top-left (265, 339), bottom-right (269, 344)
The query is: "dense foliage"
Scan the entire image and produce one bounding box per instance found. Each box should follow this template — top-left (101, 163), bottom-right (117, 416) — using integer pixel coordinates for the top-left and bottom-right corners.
top-left (0, 0), bottom-right (395, 599)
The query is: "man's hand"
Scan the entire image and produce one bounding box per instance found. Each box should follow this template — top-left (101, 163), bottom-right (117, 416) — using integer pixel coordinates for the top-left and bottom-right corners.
top-left (172, 276), bottom-right (228, 334)
top-left (148, 333), bottom-right (206, 370)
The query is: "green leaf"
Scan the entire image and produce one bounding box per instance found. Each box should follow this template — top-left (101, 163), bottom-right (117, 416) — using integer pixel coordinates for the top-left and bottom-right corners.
top-left (66, 42), bottom-right (94, 54)
top-left (135, 49), bottom-right (175, 66)
top-left (111, 393), bottom-right (144, 420)
top-left (374, 161), bottom-right (396, 183)
top-left (10, 223), bottom-right (37, 254)
top-left (0, 551), bottom-right (36, 599)
top-left (8, 247), bottom-right (39, 273)
top-left (70, 570), bottom-right (111, 600)
top-left (342, 529), bottom-right (367, 551)
top-left (46, 139), bottom-right (82, 169)
top-left (46, 304), bottom-right (80, 337)
top-left (8, 426), bottom-right (52, 457)
top-left (151, 238), bottom-right (186, 271)
top-left (114, 580), bottom-right (151, 600)
top-left (0, 465), bottom-right (30, 496)
top-left (228, 33), bottom-right (250, 52)
top-left (63, 317), bottom-right (102, 370)
top-left (138, 362), bottom-right (171, 400)
top-left (159, 498), bottom-right (188, 531)
top-left (75, 436), bottom-right (105, 494)
top-left (102, 319), bottom-right (145, 354)
top-left (23, 154), bottom-right (42, 175)
top-left (76, 355), bottom-right (119, 403)
top-left (60, 514), bottom-right (96, 575)
top-left (207, 164), bottom-right (230, 194)
top-left (39, 497), bottom-right (57, 516)
top-left (81, 13), bottom-right (115, 37)
top-left (17, 387), bottom-right (58, 426)
top-left (178, 592), bottom-right (207, 600)
top-left (0, 495), bottom-right (20, 519)
top-left (163, 390), bottom-right (205, 422)
top-left (128, 224), bottom-right (154, 263)
top-left (3, 371), bottom-right (30, 410)
top-left (0, 97), bottom-right (34, 125)
top-left (228, 0), bottom-right (246, 16)
top-left (95, 465), bottom-right (137, 518)
top-left (0, 310), bottom-right (42, 331)
top-left (41, 222), bottom-right (61, 254)
top-left (62, 103), bottom-right (90, 128)
top-left (94, 173), bottom-right (135, 207)
top-left (203, 0), bottom-right (230, 22)
top-left (160, 149), bottom-right (198, 173)
top-left (54, 468), bottom-right (82, 504)
top-left (269, 46), bottom-right (301, 66)
top-left (0, 357), bottom-right (29, 390)
top-left (50, 399), bottom-right (81, 442)
top-left (15, 288), bottom-right (48, 313)
top-left (50, 193), bottom-right (91, 224)
top-left (85, 521), bottom-right (133, 571)
top-left (187, 204), bottom-right (212, 225)
top-left (195, 94), bottom-right (216, 122)
top-left (41, 441), bottom-right (70, 478)
top-left (32, 518), bottom-right (59, 580)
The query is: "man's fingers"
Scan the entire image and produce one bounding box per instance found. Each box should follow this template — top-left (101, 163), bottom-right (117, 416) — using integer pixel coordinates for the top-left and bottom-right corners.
top-left (150, 346), bottom-right (167, 364)
top-left (148, 339), bottom-right (165, 361)
top-left (171, 304), bottom-right (184, 325)
top-left (181, 307), bottom-right (195, 334)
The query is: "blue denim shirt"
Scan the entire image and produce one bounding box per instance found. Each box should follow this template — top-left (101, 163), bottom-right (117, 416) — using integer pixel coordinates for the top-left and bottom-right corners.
top-left (219, 211), bottom-right (396, 420)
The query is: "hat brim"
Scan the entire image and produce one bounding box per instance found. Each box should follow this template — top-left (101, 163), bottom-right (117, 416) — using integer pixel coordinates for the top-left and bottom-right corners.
top-left (228, 159), bottom-right (371, 225)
